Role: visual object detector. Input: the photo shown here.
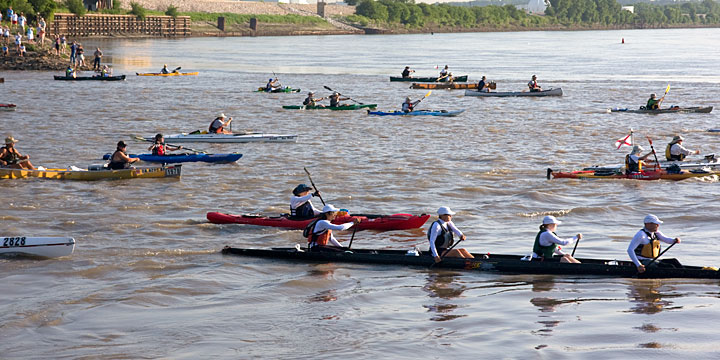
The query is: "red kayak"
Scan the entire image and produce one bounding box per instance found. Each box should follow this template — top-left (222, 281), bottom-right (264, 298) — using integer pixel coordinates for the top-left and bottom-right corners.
top-left (207, 212), bottom-right (430, 231)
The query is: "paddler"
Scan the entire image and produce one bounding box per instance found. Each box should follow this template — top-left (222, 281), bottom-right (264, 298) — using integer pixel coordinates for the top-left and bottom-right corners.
top-left (328, 92), bottom-right (349, 108)
top-left (645, 93), bottom-right (661, 110)
top-left (401, 66), bottom-right (415, 78)
top-left (306, 204), bottom-right (361, 252)
top-left (107, 141), bottom-right (140, 170)
top-left (290, 183), bottom-right (321, 219)
top-left (65, 65), bottom-right (75, 78)
top-left (477, 76), bottom-right (490, 92)
top-left (528, 75), bottom-right (542, 92)
top-left (402, 96), bottom-right (421, 113)
top-left (265, 78), bottom-right (280, 92)
top-left (148, 134), bottom-right (182, 156)
top-left (0, 136), bottom-right (35, 170)
top-left (160, 64), bottom-right (170, 74)
top-left (303, 92), bottom-right (325, 108)
top-left (665, 135), bottom-right (700, 161)
top-left (625, 145), bottom-right (653, 174)
top-left (208, 113), bottom-right (232, 134)
top-left (627, 214), bottom-right (681, 273)
top-left (438, 65), bottom-right (451, 81)
top-left (427, 206), bottom-right (473, 263)
top-left (531, 215), bottom-right (581, 263)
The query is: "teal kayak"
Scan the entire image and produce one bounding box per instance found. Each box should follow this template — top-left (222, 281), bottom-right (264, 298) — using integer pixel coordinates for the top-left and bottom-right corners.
top-left (367, 109), bottom-right (465, 117)
top-left (282, 104), bottom-right (377, 110)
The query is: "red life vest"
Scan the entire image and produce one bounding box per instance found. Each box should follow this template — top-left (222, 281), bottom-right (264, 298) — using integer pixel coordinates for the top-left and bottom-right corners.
top-left (152, 143), bottom-right (165, 156)
top-left (305, 219), bottom-right (332, 246)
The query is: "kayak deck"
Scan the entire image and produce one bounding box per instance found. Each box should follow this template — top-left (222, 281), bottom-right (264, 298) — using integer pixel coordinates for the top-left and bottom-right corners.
top-left (610, 106), bottom-right (713, 114)
top-left (0, 165), bottom-right (182, 180)
top-left (1, 236), bottom-right (75, 258)
top-left (390, 75), bottom-right (469, 82)
top-left (102, 153), bottom-right (242, 164)
top-left (367, 109), bottom-right (465, 117)
top-left (154, 133), bottom-right (298, 143)
top-left (207, 212), bottom-right (430, 231)
top-left (136, 72), bottom-right (199, 76)
top-left (547, 167), bottom-right (717, 181)
top-left (464, 88), bottom-right (563, 97)
top-left (54, 75), bottom-right (126, 81)
top-left (282, 104), bottom-right (377, 110)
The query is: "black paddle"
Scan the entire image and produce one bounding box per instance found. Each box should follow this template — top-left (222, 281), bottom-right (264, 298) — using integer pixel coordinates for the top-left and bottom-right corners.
top-left (323, 86), bottom-right (364, 105)
top-left (430, 238), bottom-right (464, 268)
top-left (571, 235), bottom-right (581, 257)
top-left (303, 167), bottom-right (326, 206)
top-left (132, 135), bottom-right (206, 154)
top-left (644, 240), bottom-right (678, 268)
top-left (173, 66), bottom-right (181, 73)
top-left (347, 225), bottom-right (358, 250)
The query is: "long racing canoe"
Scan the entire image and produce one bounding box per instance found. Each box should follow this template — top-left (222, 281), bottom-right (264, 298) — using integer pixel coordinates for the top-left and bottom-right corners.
top-left (282, 104), bottom-right (377, 110)
top-left (1, 236), bottom-right (75, 258)
top-left (464, 88), bottom-right (563, 97)
top-left (609, 106), bottom-right (713, 114)
top-left (255, 87), bottom-right (301, 93)
top-left (390, 75), bottom-right (468, 83)
top-left (102, 153), bottom-right (242, 164)
top-left (1, 103), bottom-right (16, 111)
top-left (410, 83), bottom-right (478, 90)
top-left (54, 75), bottom-right (126, 81)
top-left (367, 109), bottom-right (465, 117)
top-left (136, 72), bottom-right (199, 76)
top-left (221, 247), bottom-right (720, 279)
top-left (207, 212), bottom-right (430, 231)
top-left (546, 167), bottom-right (717, 181)
top-left (0, 164), bottom-right (181, 180)
top-left (144, 133), bottom-right (298, 143)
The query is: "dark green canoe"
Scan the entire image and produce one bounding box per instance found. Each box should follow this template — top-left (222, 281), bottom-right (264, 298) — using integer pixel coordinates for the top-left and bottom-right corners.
top-left (255, 87), bottom-right (301, 93)
top-left (389, 75), bottom-right (468, 82)
top-left (282, 104), bottom-right (377, 110)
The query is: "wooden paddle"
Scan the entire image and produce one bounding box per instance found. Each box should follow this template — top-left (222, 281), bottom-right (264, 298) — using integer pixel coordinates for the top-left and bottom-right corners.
top-left (644, 240), bottom-right (678, 268)
top-left (646, 136), bottom-right (661, 171)
top-left (131, 135), bottom-right (206, 154)
top-left (323, 86), bottom-right (363, 105)
top-left (303, 167), bottom-right (326, 206)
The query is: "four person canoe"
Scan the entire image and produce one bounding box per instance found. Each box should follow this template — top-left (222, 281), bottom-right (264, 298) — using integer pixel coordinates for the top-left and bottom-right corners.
top-left (207, 212), bottom-right (430, 231)
top-left (1, 236), bottom-right (75, 258)
top-left (221, 247), bottom-right (720, 279)
top-left (282, 104), bottom-right (377, 110)
top-left (410, 83), bottom-right (478, 90)
top-left (102, 153), bottom-right (242, 164)
top-left (136, 72), bottom-right (199, 76)
top-left (255, 87), bottom-right (301, 93)
top-left (609, 106), bottom-right (713, 114)
top-left (367, 110), bottom-right (465, 117)
top-left (145, 133), bottom-right (298, 143)
top-left (464, 88), bottom-right (563, 97)
top-left (54, 75), bottom-right (126, 81)
top-left (0, 164), bottom-right (182, 180)
top-left (547, 167), bottom-right (717, 181)
top-left (390, 75), bottom-right (469, 82)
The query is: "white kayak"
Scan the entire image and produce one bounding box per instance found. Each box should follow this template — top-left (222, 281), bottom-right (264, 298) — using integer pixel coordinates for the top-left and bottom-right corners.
top-left (147, 132), bottom-right (298, 143)
top-left (464, 88), bottom-right (563, 97)
top-left (582, 155), bottom-right (720, 172)
top-left (0, 236), bottom-right (76, 258)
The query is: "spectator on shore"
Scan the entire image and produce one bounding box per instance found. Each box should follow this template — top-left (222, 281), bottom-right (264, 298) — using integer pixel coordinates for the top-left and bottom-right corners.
top-left (25, 27), bottom-right (33, 44)
top-left (37, 21), bottom-right (45, 46)
top-left (10, 12), bottom-right (17, 29)
top-left (69, 41), bottom-right (78, 66)
top-left (53, 35), bottom-right (60, 55)
top-left (77, 44), bottom-right (85, 67)
top-left (1, 44), bottom-right (8, 56)
top-left (93, 47), bottom-right (103, 70)
top-left (60, 35), bottom-right (67, 54)
top-left (14, 32), bottom-right (21, 53)
top-left (18, 44), bottom-right (25, 57)
top-left (18, 13), bottom-right (25, 32)
top-left (7, 6), bottom-right (13, 20)
top-left (2, 27), bottom-right (8, 44)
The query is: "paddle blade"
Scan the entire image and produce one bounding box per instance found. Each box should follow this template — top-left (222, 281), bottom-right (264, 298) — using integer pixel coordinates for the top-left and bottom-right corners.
top-left (174, 67), bottom-right (182, 72)
top-left (664, 84), bottom-right (671, 94)
top-left (323, 85), bottom-right (333, 91)
top-left (425, 91), bottom-right (432, 98)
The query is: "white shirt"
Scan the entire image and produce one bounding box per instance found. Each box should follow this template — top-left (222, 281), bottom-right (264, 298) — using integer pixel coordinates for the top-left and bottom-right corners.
top-left (289, 193), bottom-right (321, 216)
top-left (440, 69), bottom-right (448, 76)
top-left (627, 228), bottom-right (675, 267)
top-left (427, 219), bottom-right (463, 258)
top-left (532, 231), bottom-right (576, 258)
top-left (312, 219), bottom-right (354, 247)
top-left (670, 143), bottom-right (693, 157)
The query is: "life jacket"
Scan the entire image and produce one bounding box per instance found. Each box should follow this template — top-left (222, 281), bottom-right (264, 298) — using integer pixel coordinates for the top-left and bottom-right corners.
top-left (427, 220), bottom-right (454, 250)
top-left (528, 81), bottom-right (539, 91)
top-left (646, 98), bottom-right (659, 110)
top-left (402, 102), bottom-right (414, 113)
top-left (665, 143), bottom-right (685, 161)
top-left (108, 150), bottom-right (130, 170)
top-left (625, 154), bottom-right (641, 174)
top-left (0, 146), bottom-right (19, 164)
top-left (303, 97), bottom-right (315, 107)
top-left (151, 143), bottom-right (165, 156)
top-left (304, 219), bottom-right (331, 247)
top-left (330, 97), bottom-right (340, 107)
top-left (402, 69), bottom-right (410, 77)
top-left (532, 229), bottom-right (557, 259)
top-left (635, 229), bottom-right (660, 258)
top-left (291, 200), bottom-right (314, 219)
top-left (208, 118), bottom-right (223, 133)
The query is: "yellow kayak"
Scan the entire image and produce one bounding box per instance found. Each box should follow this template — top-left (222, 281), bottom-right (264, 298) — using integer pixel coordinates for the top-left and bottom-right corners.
top-left (0, 165), bottom-right (181, 180)
top-left (136, 72), bottom-right (199, 76)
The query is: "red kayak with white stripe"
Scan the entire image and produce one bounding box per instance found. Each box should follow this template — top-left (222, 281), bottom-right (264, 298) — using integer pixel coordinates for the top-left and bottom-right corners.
top-left (207, 212), bottom-right (430, 231)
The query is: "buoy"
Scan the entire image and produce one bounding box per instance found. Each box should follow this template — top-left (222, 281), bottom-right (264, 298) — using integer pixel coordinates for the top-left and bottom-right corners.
top-left (622, 38), bottom-right (625, 44)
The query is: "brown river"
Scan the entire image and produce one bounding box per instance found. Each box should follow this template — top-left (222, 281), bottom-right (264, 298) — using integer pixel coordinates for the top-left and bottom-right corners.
top-left (2, 28), bottom-right (720, 358)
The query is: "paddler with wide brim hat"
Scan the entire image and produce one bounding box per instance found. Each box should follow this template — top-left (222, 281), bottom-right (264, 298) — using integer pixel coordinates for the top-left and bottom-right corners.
top-left (625, 145), bottom-right (653, 174)
top-left (427, 206), bottom-right (473, 263)
top-left (0, 136), bottom-right (35, 170)
top-left (305, 204), bottom-right (361, 252)
top-left (665, 135), bottom-right (700, 161)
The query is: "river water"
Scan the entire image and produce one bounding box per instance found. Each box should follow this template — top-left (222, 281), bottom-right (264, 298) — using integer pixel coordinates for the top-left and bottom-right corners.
top-left (2, 28), bottom-right (720, 358)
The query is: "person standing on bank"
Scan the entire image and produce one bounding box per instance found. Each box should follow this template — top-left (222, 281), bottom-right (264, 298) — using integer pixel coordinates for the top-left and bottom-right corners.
top-left (427, 206), bottom-right (473, 263)
top-left (627, 214), bottom-right (681, 273)
top-left (531, 215), bottom-right (581, 263)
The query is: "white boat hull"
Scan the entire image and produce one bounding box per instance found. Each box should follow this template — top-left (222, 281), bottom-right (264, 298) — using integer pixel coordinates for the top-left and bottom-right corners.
top-left (150, 133), bottom-right (298, 143)
top-left (0, 237), bottom-right (75, 258)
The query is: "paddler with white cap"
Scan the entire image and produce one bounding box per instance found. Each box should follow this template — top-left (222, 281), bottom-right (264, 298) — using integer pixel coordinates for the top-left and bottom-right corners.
top-left (427, 206), bottom-right (473, 263)
top-left (208, 113), bottom-right (232, 134)
top-left (531, 215), bottom-right (581, 263)
top-left (627, 214), bottom-right (681, 273)
top-left (305, 204), bottom-right (361, 252)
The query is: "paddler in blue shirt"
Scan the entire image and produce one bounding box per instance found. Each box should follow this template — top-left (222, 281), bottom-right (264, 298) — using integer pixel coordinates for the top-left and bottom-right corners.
top-left (161, 64), bottom-right (170, 74)
top-left (265, 78), bottom-right (280, 92)
top-left (477, 76), bottom-right (490, 92)
top-left (290, 184), bottom-right (321, 219)
top-left (427, 207), bottom-right (473, 263)
top-left (65, 66), bottom-right (75, 78)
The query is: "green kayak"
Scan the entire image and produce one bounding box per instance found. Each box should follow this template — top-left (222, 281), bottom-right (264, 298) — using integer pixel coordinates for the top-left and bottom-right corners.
top-left (255, 87), bottom-right (301, 93)
top-left (282, 104), bottom-right (377, 110)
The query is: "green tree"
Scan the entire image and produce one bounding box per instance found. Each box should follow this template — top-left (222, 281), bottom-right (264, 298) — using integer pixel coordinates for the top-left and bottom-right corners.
top-left (130, 1), bottom-right (147, 19)
top-left (64, 0), bottom-right (85, 16)
top-left (165, 5), bottom-right (178, 18)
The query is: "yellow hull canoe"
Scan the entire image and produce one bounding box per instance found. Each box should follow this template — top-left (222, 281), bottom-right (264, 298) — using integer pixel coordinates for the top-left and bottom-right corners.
top-left (136, 72), bottom-right (199, 77)
top-left (0, 165), bottom-right (182, 180)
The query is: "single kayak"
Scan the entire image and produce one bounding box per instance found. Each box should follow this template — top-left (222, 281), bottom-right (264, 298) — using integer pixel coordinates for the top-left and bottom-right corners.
top-left (390, 75), bottom-right (469, 82)
top-left (145, 133), bottom-right (298, 143)
top-left (0, 103), bottom-right (16, 111)
top-left (54, 75), bottom-right (126, 81)
top-left (367, 109), bottom-right (465, 117)
top-left (207, 212), bottom-right (430, 231)
top-left (464, 88), bottom-right (563, 97)
top-left (102, 153), bottom-right (242, 164)
top-left (1, 236), bottom-right (75, 258)
top-left (609, 106), bottom-right (713, 114)
top-left (136, 72), bottom-right (199, 76)
top-left (410, 83), bottom-right (478, 90)
top-left (0, 164), bottom-right (181, 180)
top-left (282, 104), bottom-right (377, 110)
top-left (255, 87), bottom-right (301, 93)
top-left (221, 247), bottom-right (720, 279)
top-left (546, 167), bottom-right (717, 181)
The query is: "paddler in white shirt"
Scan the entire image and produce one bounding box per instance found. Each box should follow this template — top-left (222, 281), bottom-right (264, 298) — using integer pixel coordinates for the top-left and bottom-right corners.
top-left (306, 204), bottom-right (361, 252)
top-left (665, 135), bottom-right (700, 161)
top-left (427, 206), bottom-right (473, 263)
top-left (531, 215), bottom-right (581, 263)
top-left (627, 214), bottom-right (680, 273)
top-left (625, 145), bottom-right (653, 174)
top-left (290, 183), bottom-right (321, 220)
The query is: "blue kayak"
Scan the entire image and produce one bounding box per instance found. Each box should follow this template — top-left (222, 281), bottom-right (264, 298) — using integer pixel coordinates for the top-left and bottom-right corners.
top-left (102, 153), bottom-right (242, 164)
top-left (367, 109), bottom-right (465, 117)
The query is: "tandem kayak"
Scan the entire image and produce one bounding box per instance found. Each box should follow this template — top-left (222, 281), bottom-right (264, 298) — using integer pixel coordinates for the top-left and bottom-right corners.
top-left (546, 167), bottom-right (717, 181)
top-left (609, 106), bottom-right (713, 114)
top-left (0, 103), bottom-right (16, 111)
top-left (207, 212), bottom-right (430, 231)
top-left (282, 104), bottom-right (377, 110)
top-left (102, 153), bottom-right (242, 164)
top-left (390, 75), bottom-right (468, 83)
top-left (0, 164), bottom-right (182, 180)
top-left (136, 72), bottom-right (199, 76)
top-left (410, 83), bottom-right (478, 90)
top-left (367, 109), bottom-right (465, 117)
top-left (255, 87), bottom-right (300, 93)
top-left (464, 88), bottom-right (563, 97)
top-left (54, 75), bottom-right (126, 81)
top-left (1, 236), bottom-right (75, 258)
top-left (221, 247), bottom-right (720, 279)
top-left (146, 133), bottom-right (298, 143)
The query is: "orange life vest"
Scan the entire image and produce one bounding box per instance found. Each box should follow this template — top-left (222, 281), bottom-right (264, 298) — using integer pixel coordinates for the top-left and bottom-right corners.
top-left (305, 219), bottom-right (332, 246)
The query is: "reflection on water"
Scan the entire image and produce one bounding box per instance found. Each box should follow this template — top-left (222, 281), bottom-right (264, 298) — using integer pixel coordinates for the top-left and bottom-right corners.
top-left (422, 271), bottom-right (467, 321)
top-left (627, 280), bottom-right (681, 315)
top-left (529, 277), bottom-right (562, 338)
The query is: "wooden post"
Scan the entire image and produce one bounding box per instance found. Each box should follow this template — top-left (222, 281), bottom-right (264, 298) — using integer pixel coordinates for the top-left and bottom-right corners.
top-left (218, 16), bottom-right (225, 31)
top-left (250, 17), bottom-right (257, 31)
top-left (317, 1), bottom-right (325, 18)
